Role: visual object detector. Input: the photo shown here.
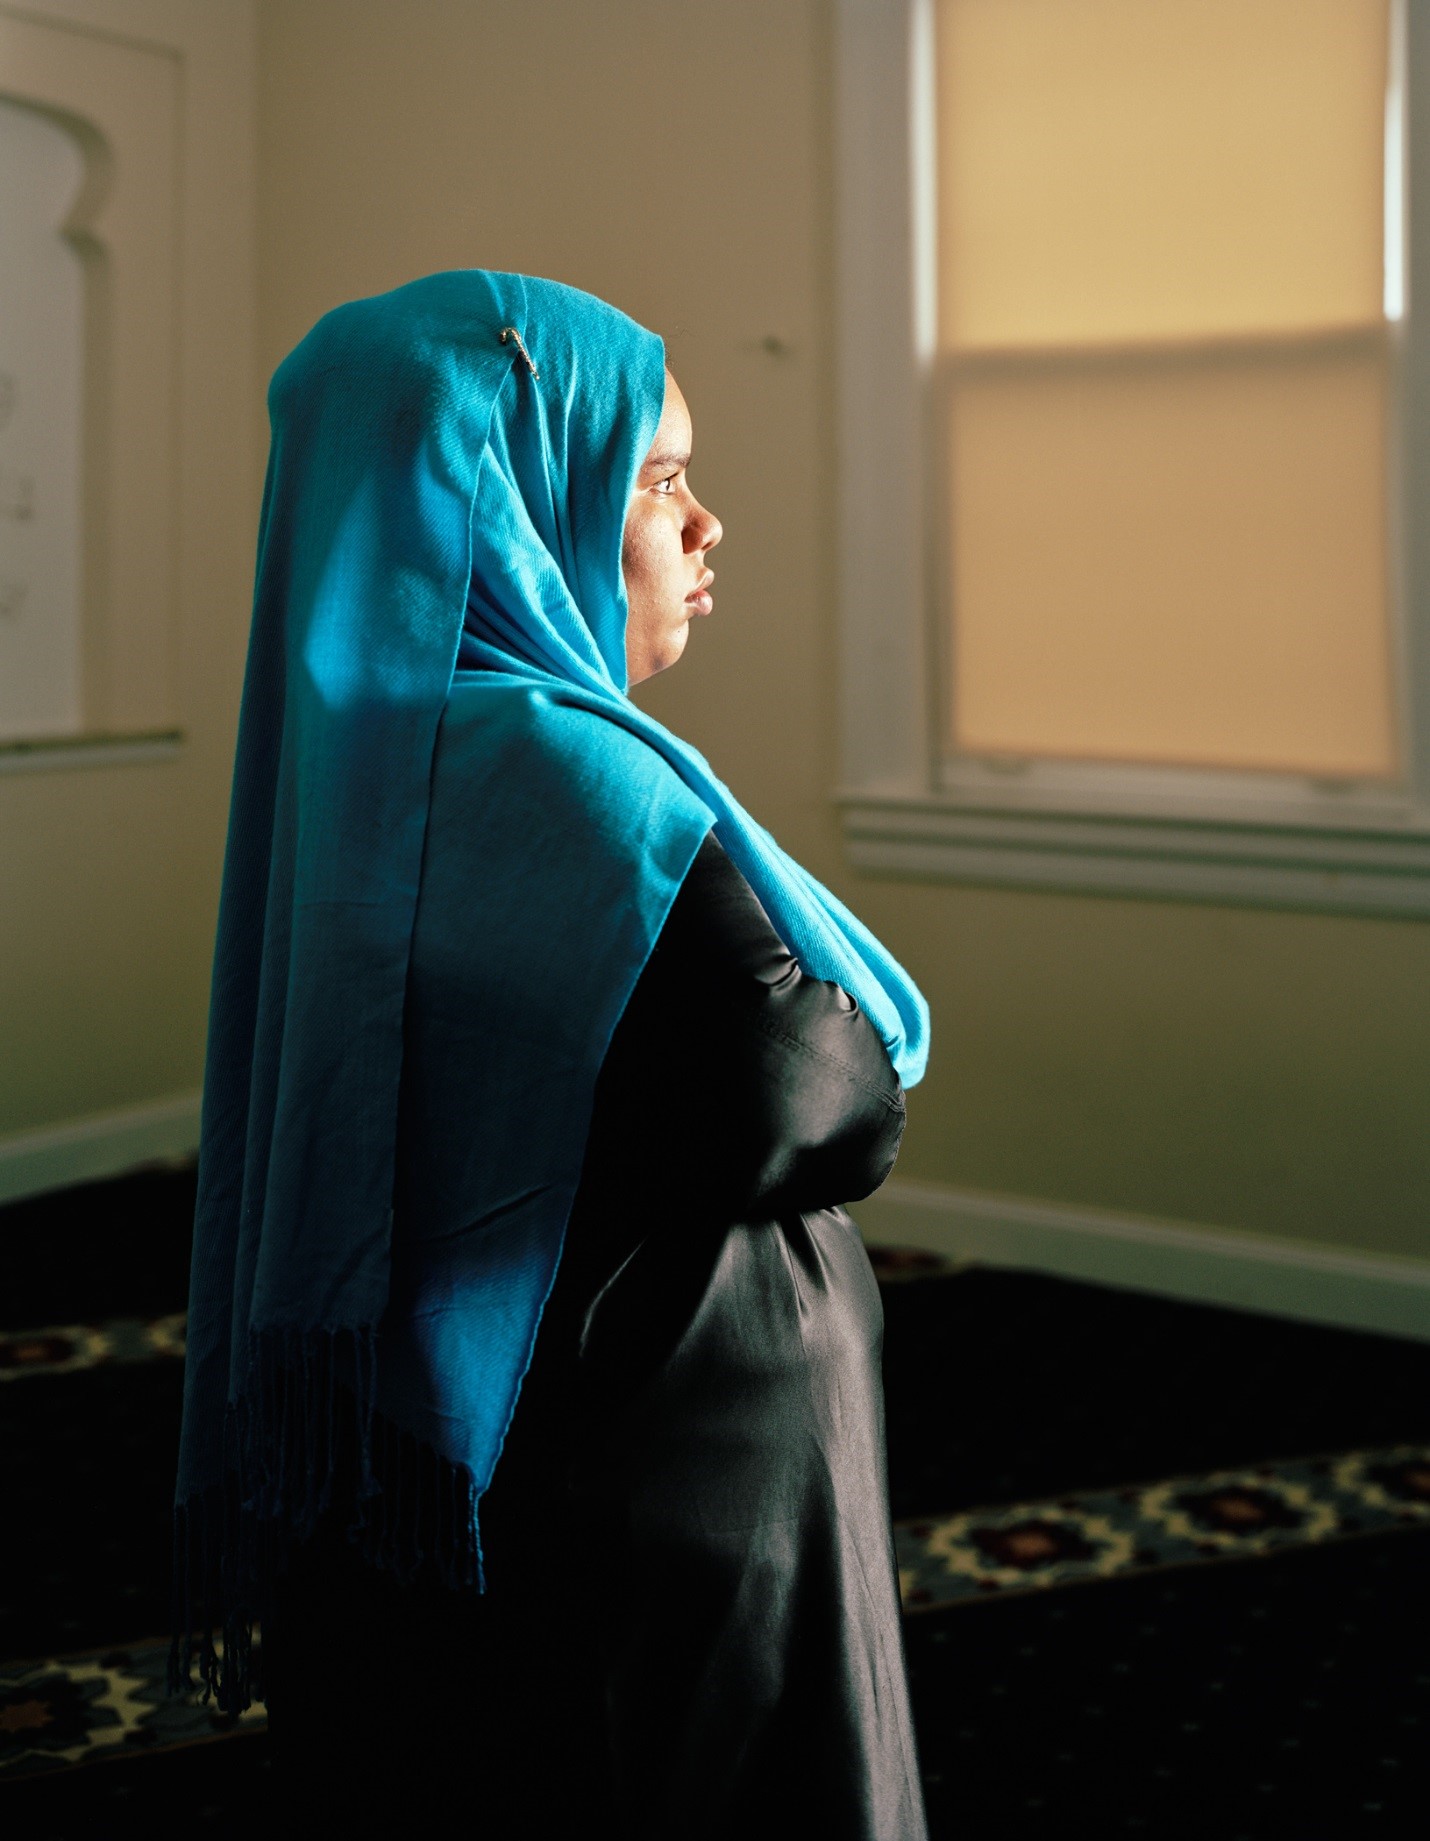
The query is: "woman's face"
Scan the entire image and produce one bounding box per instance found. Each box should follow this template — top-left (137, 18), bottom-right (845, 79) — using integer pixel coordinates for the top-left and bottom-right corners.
top-left (622, 370), bottom-right (722, 687)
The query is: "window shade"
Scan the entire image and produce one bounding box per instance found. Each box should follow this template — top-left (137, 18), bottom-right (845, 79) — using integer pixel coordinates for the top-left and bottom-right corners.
top-left (936, 0), bottom-right (1398, 777)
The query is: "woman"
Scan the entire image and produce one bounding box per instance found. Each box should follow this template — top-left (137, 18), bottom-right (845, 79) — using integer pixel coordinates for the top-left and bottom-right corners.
top-left (173, 271), bottom-right (930, 1838)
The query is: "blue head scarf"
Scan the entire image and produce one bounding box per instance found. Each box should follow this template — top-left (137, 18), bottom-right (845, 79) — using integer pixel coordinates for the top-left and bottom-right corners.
top-left (173, 270), bottom-right (928, 1706)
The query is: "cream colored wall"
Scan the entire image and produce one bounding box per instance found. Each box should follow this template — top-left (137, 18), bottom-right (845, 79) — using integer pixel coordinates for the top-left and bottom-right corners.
top-left (0, 0), bottom-right (257, 1155)
top-left (248, 0), bottom-right (1422, 1265)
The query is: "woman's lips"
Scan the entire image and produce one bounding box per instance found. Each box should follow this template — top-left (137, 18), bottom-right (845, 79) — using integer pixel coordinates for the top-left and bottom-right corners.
top-left (686, 570), bottom-right (715, 617)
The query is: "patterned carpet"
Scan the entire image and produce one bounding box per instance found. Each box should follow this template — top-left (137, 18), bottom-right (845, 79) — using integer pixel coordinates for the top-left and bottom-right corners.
top-left (2, 1164), bottom-right (1429, 1836)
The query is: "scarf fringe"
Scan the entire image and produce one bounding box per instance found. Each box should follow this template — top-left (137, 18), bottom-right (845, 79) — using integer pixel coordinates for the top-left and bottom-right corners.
top-left (168, 1324), bottom-right (482, 1713)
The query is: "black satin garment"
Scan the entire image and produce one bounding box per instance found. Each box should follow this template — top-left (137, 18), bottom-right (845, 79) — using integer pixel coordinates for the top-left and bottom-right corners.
top-left (267, 835), bottom-right (928, 1841)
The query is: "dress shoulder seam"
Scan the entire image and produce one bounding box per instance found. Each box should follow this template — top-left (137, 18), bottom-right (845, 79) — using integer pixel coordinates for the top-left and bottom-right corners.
top-left (748, 1013), bottom-right (906, 1116)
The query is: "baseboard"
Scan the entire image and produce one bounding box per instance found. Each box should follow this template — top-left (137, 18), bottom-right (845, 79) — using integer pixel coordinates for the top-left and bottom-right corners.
top-left (3, 1108), bottom-right (1425, 1346)
top-left (0, 1092), bottom-right (201, 1207)
top-left (849, 1177), bottom-right (1430, 1345)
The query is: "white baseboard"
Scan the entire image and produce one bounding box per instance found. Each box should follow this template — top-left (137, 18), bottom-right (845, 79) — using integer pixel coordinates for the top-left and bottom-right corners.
top-left (850, 1177), bottom-right (1430, 1345)
top-left (3, 1107), bottom-right (1426, 1347)
top-left (0, 1092), bottom-right (201, 1207)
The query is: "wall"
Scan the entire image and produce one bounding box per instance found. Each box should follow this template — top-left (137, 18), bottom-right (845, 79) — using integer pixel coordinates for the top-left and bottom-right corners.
top-left (2, 0), bottom-right (1418, 1281)
top-left (0, 0), bottom-right (257, 1190)
top-left (249, 0), bottom-right (1430, 1269)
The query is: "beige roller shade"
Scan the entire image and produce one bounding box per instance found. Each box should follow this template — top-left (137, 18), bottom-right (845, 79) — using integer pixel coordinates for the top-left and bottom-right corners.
top-left (936, 0), bottom-right (1398, 777)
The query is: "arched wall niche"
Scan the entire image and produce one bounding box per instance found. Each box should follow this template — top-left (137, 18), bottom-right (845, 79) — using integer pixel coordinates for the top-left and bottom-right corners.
top-left (0, 10), bottom-right (179, 758)
top-left (0, 96), bottom-right (97, 739)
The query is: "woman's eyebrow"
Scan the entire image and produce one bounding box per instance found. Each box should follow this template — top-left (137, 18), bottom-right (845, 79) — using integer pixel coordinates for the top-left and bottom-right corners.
top-left (642, 448), bottom-right (691, 473)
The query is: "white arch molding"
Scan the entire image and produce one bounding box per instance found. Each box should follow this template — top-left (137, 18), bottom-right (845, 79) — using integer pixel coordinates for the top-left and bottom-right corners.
top-left (0, 10), bottom-right (179, 763)
top-left (0, 97), bottom-right (85, 738)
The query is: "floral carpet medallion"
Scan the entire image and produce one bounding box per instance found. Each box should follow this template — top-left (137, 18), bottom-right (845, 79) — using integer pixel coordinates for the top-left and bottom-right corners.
top-left (895, 1444), bottom-right (1430, 1609)
top-left (3, 1253), bottom-right (1427, 1831)
top-left (0, 1315), bottom-right (186, 1382)
top-left (0, 1642), bottom-right (264, 1777)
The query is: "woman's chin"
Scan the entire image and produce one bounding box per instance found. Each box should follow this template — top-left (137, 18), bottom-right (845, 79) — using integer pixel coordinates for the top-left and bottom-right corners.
top-left (627, 614), bottom-right (695, 686)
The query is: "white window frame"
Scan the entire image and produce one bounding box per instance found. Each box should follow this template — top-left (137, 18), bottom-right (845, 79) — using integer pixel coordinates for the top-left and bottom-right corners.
top-left (834, 0), bottom-right (1430, 917)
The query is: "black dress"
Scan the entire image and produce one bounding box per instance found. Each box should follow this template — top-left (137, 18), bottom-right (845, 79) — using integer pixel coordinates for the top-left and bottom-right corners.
top-left (266, 835), bottom-right (927, 1840)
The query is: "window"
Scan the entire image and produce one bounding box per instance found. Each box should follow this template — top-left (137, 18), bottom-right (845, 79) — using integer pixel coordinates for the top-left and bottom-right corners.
top-left (835, 0), bottom-right (1430, 916)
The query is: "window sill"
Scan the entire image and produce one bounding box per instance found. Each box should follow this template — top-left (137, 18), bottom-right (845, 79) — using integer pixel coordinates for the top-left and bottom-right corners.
top-left (0, 730), bottom-right (184, 775)
top-left (839, 785), bottom-right (1430, 919)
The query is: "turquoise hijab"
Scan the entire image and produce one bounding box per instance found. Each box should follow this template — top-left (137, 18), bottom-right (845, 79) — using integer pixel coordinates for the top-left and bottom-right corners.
top-left (173, 270), bottom-right (928, 1707)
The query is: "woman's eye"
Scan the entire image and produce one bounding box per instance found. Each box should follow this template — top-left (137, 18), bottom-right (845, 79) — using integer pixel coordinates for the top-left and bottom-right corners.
top-left (655, 475), bottom-right (678, 495)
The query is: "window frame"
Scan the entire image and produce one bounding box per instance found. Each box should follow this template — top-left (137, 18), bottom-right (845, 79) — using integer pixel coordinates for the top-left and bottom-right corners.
top-left (834, 0), bottom-right (1430, 917)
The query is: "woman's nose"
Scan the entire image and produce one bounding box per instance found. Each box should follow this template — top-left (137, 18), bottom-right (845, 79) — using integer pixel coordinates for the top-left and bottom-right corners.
top-left (688, 502), bottom-right (722, 554)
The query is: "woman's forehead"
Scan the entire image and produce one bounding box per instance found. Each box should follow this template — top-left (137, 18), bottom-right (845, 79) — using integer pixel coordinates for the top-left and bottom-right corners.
top-left (656, 370), bottom-right (691, 440)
